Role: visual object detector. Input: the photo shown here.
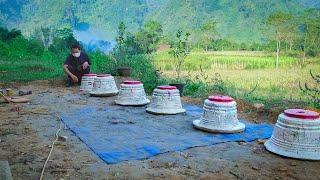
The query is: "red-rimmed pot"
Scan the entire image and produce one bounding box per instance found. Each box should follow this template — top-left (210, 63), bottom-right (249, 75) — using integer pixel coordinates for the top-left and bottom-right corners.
top-left (265, 109), bottom-right (320, 160)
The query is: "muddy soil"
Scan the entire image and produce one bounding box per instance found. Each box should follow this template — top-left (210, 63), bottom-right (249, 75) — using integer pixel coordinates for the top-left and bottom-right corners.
top-left (0, 80), bottom-right (320, 180)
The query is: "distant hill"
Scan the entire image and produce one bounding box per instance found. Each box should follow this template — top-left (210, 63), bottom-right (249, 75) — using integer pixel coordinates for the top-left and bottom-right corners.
top-left (0, 0), bottom-right (319, 43)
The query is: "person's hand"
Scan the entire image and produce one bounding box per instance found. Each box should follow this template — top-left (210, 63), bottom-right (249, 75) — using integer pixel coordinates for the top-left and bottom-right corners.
top-left (82, 62), bottom-right (89, 70)
top-left (71, 74), bottom-right (79, 83)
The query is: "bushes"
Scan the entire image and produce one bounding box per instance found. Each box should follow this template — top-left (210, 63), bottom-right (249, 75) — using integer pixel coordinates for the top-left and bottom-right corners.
top-left (0, 27), bottom-right (21, 42)
top-left (89, 51), bottom-right (117, 75)
top-left (0, 27), bottom-right (65, 83)
top-left (183, 73), bottom-right (231, 97)
top-left (125, 54), bottom-right (166, 93)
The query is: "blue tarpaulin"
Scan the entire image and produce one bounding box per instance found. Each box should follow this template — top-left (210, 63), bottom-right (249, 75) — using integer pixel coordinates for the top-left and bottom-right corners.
top-left (61, 103), bottom-right (273, 164)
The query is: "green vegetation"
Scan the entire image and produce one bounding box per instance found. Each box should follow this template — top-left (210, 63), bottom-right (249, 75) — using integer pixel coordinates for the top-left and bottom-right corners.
top-left (0, 0), bottom-right (319, 110)
top-left (0, 27), bottom-right (62, 83)
top-left (168, 30), bottom-right (190, 81)
top-left (111, 22), bottom-right (166, 92)
top-left (0, 26), bottom-right (111, 83)
top-left (299, 70), bottom-right (320, 108)
top-left (154, 50), bottom-right (320, 108)
top-left (0, 0), bottom-right (318, 44)
top-left (156, 50), bottom-right (301, 71)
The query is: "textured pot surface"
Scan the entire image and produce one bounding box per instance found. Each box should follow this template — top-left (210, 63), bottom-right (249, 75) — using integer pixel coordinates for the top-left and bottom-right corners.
top-left (265, 109), bottom-right (320, 160)
top-left (146, 85), bottom-right (185, 115)
top-left (115, 80), bottom-right (150, 106)
top-left (80, 74), bottom-right (97, 92)
top-left (193, 95), bottom-right (245, 133)
top-left (90, 75), bottom-right (119, 97)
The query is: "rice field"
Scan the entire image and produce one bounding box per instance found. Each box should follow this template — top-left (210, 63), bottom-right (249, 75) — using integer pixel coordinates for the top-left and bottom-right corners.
top-left (154, 50), bottom-right (320, 104)
top-left (155, 50), bottom-right (303, 71)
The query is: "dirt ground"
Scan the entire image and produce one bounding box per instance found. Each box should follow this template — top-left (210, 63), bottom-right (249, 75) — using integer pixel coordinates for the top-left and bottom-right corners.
top-left (1, 80), bottom-right (320, 180)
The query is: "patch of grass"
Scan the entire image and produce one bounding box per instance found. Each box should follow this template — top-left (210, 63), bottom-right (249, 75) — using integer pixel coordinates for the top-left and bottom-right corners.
top-left (155, 50), bottom-right (320, 109)
top-left (126, 54), bottom-right (167, 93)
top-left (155, 50), bottom-right (301, 71)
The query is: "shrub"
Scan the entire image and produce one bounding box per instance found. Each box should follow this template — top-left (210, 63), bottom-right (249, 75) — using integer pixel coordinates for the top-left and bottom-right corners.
top-left (299, 70), bottom-right (320, 108)
top-left (89, 51), bottom-right (117, 75)
top-left (125, 54), bottom-right (166, 93)
top-left (184, 72), bottom-right (230, 97)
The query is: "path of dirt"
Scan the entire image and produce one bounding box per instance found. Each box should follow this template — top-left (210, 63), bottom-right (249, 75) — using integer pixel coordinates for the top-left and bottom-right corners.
top-left (0, 80), bottom-right (320, 180)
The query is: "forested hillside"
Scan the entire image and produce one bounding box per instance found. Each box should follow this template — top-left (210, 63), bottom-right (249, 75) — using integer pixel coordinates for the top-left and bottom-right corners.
top-left (0, 0), bottom-right (319, 43)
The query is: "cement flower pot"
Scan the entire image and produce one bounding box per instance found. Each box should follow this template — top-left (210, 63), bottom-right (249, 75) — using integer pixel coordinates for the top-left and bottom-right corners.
top-left (193, 95), bottom-right (245, 133)
top-left (146, 85), bottom-right (185, 115)
top-left (265, 109), bottom-right (320, 160)
top-left (90, 74), bottom-right (119, 97)
top-left (115, 80), bottom-right (150, 106)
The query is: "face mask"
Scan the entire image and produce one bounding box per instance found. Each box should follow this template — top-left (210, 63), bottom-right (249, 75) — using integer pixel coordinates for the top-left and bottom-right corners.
top-left (72, 52), bottom-right (81, 58)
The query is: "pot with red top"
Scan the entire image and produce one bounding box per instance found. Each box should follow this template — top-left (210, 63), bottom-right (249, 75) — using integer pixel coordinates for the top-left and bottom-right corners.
top-left (90, 74), bottom-right (119, 97)
top-left (265, 109), bottom-right (320, 160)
top-left (193, 95), bottom-right (245, 133)
top-left (115, 80), bottom-right (150, 106)
top-left (80, 74), bottom-right (97, 92)
top-left (146, 85), bottom-right (185, 115)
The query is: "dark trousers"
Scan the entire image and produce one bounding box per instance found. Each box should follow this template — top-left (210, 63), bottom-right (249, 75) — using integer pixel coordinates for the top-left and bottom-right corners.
top-left (67, 65), bottom-right (90, 84)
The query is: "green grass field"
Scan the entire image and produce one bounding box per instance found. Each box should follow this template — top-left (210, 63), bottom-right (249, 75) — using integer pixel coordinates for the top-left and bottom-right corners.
top-left (155, 50), bottom-right (305, 71)
top-left (0, 51), bottom-right (111, 84)
top-left (154, 50), bottom-right (320, 106)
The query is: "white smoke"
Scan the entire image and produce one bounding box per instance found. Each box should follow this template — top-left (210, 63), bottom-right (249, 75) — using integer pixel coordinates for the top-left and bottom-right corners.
top-left (73, 27), bottom-right (116, 53)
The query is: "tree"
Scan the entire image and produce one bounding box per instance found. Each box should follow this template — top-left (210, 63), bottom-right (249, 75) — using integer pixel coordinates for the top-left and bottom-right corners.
top-left (135, 20), bottom-right (163, 54)
top-left (48, 27), bottom-right (78, 53)
top-left (0, 27), bottom-right (21, 42)
top-left (297, 9), bottom-right (320, 60)
top-left (199, 21), bottom-right (218, 51)
top-left (169, 30), bottom-right (190, 81)
top-left (114, 22), bottom-right (127, 61)
top-left (266, 12), bottom-right (293, 69)
top-left (112, 22), bottom-right (142, 66)
top-left (40, 27), bottom-right (52, 48)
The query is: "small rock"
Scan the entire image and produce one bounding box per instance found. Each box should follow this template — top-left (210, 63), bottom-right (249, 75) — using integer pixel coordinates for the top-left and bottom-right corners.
top-left (181, 152), bottom-right (189, 159)
top-left (252, 166), bottom-right (260, 170)
top-left (18, 90), bottom-right (32, 96)
top-left (238, 141), bottom-right (246, 145)
top-left (257, 139), bottom-right (266, 144)
top-left (290, 162), bottom-right (297, 166)
top-left (278, 167), bottom-right (288, 172)
top-left (253, 103), bottom-right (265, 113)
top-left (58, 136), bottom-right (68, 142)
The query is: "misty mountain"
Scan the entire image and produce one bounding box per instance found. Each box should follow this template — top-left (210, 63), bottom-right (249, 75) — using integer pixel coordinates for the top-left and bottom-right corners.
top-left (0, 0), bottom-right (319, 44)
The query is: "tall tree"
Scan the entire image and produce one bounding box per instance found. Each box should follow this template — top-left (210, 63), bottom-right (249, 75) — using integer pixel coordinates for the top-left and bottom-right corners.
top-left (266, 12), bottom-right (293, 69)
top-left (199, 21), bottom-right (218, 51)
top-left (297, 9), bottom-right (320, 61)
top-left (135, 20), bottom-right (163, 53)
